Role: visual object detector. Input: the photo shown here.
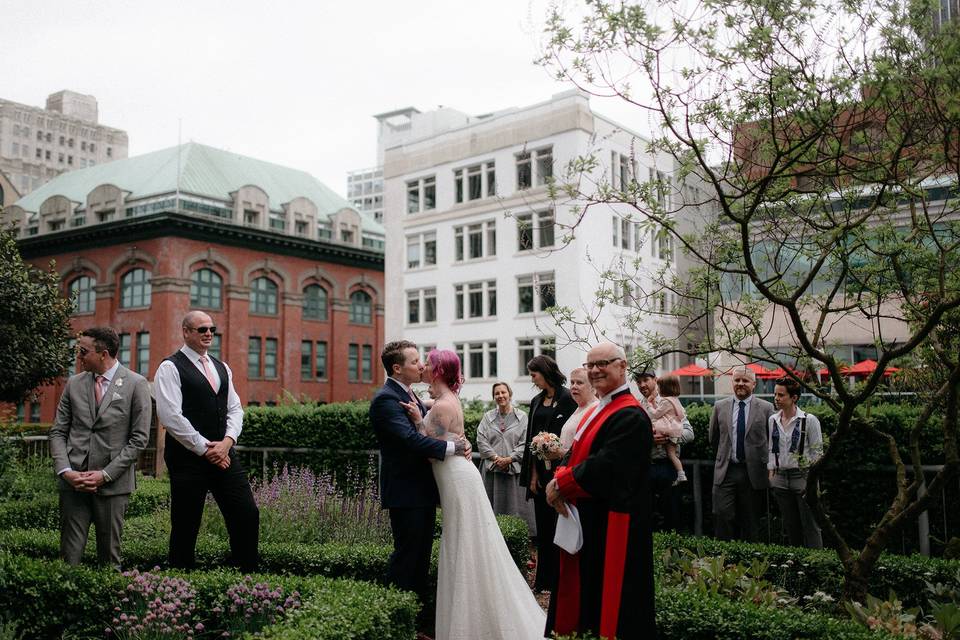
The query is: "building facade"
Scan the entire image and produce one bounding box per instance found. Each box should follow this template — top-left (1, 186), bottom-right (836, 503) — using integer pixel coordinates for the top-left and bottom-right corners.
top-left (0, 90), bottom-right (128, 196)
top-left (382, 91), bottom-right (687, 401)
top-left (5, 142), bottom-right (385, 423)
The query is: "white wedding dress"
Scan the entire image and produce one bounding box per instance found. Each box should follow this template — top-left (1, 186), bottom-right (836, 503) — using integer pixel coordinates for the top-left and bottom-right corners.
top-left (426, 410), bottom-right (547, 640)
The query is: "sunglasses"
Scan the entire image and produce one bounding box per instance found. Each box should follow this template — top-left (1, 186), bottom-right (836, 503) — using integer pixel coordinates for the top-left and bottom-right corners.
top-left (189, 326), bottom-right (217, 335)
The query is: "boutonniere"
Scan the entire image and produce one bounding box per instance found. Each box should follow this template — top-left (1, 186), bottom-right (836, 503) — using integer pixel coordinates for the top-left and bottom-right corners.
top-left (115, 378), bottom-right (124, 388)
top-left (112, 392), bottom-right (123, 402)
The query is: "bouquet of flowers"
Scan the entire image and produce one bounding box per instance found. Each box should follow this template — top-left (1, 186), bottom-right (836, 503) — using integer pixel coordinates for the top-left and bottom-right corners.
top-left (531, 431), bottom-right (563, 469)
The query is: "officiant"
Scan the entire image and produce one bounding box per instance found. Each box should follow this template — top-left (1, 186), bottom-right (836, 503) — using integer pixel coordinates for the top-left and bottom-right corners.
top-left (545, 342), bottom-right (657, 639)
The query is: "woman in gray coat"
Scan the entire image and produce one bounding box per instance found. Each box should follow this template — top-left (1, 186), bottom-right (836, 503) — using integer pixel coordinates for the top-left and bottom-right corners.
top-left (476, 381), bottom-right (536, 535)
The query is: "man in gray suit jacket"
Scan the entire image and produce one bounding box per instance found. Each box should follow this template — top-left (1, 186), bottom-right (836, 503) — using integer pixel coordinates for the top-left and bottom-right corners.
top-left (709, 366), bottom-right (774, 541)
top-left (49, 326), bottom-right (151, 567)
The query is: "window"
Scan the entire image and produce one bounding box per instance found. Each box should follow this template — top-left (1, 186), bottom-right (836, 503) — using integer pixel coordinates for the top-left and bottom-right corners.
top-left (119, 333), bottom-right (131, 366)
top-left (362, 345), bottom-right (373, 382)
top-left (69, 276), bottom-right (96, 314)
top-left (244, 209), bottom-right (260, 225)
top-left (651, 229), bottom-right (674, 262)
top-left (516, 147), bottom-right (553, 190)
top-left (349, 291), bottom-right (372, 324)
top-left (315, 341), bottom-right (328, 379)
top-left (454, 341), bottom-right (498, 379)
top-left (516, 211), bottom-right (555, 251)
top-left (190, 269), bottom-right (222, 309)
top-left (264, 338), bottom-right (278, 378)
top-left (269, 216), bottom-right (286, 231)
top-left (209, 335), bottom-right (222, 360)
top-left (518, 336), bottom-right (556, 372)
top-left (453, 280), bottom-right (496, 320)
top-left (248, 337), bottom-right (261, 378)
top-left (30, 402), bottom-right (40, 423)
top-left (517, 272), bottom-right (555, 313)
top-left (250, 277), bottom-right (278, 315)
top-left (67, 337), bottom-right (77, 376)
top-left (348, 344), bottom-right (359, 381)
top-left (97, 208), bottom-right (115, 222)
top-left (621, 218), bottom-right (631, 250)
top-left (120, 269), bottom-right (151, 308)
top-left (341, 229), bottom-right (355, 243)
top-left (107, 147), bottom-right (113, 157)
top-left (453, 220), bottom-right (496, 261)
top-left (454, 162), bottom-right (495, 203)
top-left (620, 154), bottom-right (631, 190)
top-left (136, 332), bottom-right (150, 377)
top-left (301, 341), bottom-right (313, 380)
top-left (303, 285), bottom-right (328, 320)
top-left (295, 220), bottom-right (308, 236)
top-left (406, 176), bottom-right (436, 213)
top-left (649, 168), bottom-right (671, 210)
top-left (407, 288), bottom-right (437, 325)
top-left (406, 232), bottom-right (437, 269)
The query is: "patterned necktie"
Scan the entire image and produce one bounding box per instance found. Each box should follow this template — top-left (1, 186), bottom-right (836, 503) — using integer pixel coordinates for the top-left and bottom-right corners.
top-left (94, 375), bottom-right (107, 405)
top-left (736, 400), bottom-right (746, 462)
top-left (199, 356), bottom-right (217, 392)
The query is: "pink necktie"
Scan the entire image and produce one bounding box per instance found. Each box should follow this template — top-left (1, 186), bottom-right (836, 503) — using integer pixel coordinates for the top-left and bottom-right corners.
top-left (94, 375), bottom-right (107, 405)
top-left (199, 356), bottom-right (217, 391)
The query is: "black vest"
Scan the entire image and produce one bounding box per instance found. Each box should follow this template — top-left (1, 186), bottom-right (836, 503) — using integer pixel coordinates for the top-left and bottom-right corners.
top-left (164, 350), bottom-right (229, 460)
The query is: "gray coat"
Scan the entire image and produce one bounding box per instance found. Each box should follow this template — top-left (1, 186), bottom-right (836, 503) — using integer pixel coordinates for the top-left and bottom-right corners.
top-left (49, 366), bottom-right (152, 495)
top-left (709, 395), bottom-right (774, 490)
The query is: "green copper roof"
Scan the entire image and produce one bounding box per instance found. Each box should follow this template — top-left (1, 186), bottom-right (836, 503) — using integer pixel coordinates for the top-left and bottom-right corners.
top-left (14, 142), bottom-right (383, 234)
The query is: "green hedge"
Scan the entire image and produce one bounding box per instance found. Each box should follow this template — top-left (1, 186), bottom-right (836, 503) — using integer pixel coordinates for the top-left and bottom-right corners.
top-left (0, 552), bottom-right (417, 640)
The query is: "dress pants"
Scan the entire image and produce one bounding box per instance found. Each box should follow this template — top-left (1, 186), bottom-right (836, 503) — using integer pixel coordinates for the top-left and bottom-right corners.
top-left (59, 490), bottom-right (129, 568)
top-left (532, 492), bottom-right (559, 591)
top-left (713, 463), bottom-right (763, 542)
top-left (772, 469), bottom-right (823, 548)
top-left (166, 451), bottom-right (259, 572)
top-left (650, 459), bottom-right (682, 531)
top-left (387, 506), bottom-right (437, 599)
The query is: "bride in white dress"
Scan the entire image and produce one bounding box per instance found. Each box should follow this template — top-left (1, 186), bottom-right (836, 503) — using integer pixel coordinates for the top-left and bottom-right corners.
top-left (403, 349), bottom-right (547, 640)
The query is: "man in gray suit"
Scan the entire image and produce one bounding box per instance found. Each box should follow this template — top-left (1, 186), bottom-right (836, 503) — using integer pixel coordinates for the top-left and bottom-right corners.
top-left (49, 326), bottom-right (151, 567)
top-left (709, 366), bottom-right (774, 541)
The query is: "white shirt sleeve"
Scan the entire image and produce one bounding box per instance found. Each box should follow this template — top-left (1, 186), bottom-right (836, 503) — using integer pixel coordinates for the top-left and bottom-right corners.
top-left (222, 362), bottom-right (243, 444)
top-left (155, 360), bottom-right (210, 456)
top-left (446, 441), bottom-right (455, 456)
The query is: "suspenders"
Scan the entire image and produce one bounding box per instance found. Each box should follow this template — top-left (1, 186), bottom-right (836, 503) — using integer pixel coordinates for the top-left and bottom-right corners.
top-left (771, 415), bottom-right (807, 469)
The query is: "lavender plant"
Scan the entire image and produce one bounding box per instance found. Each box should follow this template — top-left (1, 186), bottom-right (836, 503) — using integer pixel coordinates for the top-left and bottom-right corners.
top-left (108, 569), bottom-right (202, 640)
top-left (200, 464), bottom-right (390, 545)
top-left (212, 576), bottom-right (301, 638)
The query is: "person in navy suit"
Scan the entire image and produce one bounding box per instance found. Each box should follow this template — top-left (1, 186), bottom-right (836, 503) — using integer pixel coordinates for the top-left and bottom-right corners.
top-left (370, 340), bottom-right (471, 603)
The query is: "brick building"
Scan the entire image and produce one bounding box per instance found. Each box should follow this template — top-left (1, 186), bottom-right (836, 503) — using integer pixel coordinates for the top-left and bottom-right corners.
top-left (4, 142), bottom-right (385, 423)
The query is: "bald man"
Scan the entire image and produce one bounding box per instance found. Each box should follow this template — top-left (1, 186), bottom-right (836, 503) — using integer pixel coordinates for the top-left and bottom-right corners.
top-left (545, 342), bottom-right (656, 639)
top-left (155, 310), bottom-right (259, 571)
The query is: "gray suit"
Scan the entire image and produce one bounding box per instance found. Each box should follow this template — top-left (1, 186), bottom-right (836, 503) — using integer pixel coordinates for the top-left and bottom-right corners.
top-left (49, 365), bottom-right (151, 566)
top-left (709, 395), bottom-right (774, 541)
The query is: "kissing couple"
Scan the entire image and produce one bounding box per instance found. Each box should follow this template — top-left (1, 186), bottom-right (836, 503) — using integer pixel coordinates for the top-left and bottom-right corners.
top-left (370, 341), bottom-right (547, 640)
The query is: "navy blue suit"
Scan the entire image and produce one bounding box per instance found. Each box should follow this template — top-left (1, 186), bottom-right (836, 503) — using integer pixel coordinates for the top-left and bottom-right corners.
top-left (370, 378), bottom-right (446, 599)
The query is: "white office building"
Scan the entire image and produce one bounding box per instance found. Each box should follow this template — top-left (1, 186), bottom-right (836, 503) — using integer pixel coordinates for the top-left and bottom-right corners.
top-left (382, 90), bottom-right (690, 401)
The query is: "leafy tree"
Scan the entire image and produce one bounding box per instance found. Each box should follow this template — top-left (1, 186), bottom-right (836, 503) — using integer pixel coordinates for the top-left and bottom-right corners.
top-left (0, 222), bottom-right (74, 405)
top-left (539, 0), bottom-right (960, 601)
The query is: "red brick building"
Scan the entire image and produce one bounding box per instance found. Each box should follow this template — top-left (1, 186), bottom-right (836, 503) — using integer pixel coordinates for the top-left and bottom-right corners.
top-left (5, 143), bottom-right (386, 423)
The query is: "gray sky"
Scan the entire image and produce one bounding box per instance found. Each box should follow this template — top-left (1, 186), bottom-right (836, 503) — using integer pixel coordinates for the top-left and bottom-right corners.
top-left (2, 0), bottom-right (648, 197)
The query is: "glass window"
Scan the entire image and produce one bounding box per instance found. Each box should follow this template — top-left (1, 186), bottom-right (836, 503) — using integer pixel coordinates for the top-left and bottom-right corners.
top-left (487, 223), bottom-right (496, 256)
top-left (407, 236), bottom-right (421, 269)
top-left (362, 345), bottom-right (373, 382)
top-left (190, 269), bottom-right (222, 309)
top-left (407, 290), bottom-right (421, 324)
top-left (248, 337), bottom-right (261, 378)
top-left (468, 165), bottom-right (482, 200)
top-left (349, 291), bottom-right (372, 324)
top-left (136, 332), bottom-right (150, 377)
top-left (119, 334), bottom-right (131, 366)
top-left (209, 335), bottom-right (222, 360)
top-left (454, 169), bottom-right (464, 203)
top-left (538, 273), bottom-right (556, 310)
top-left (69, 275), bottom-right (96, 314)
top-left (536, 147), bottom-right (553, 185)
top-left (303, 285), bottom-right (328, 320)
top-left (301, 340), bottom-right (313, 380)
top-left (67, 337), bottom-right (77, 376)
top-left (407, 180), bottom-right (420, 214)
top-left (486, 162), bottom-right (496, 197)
top-left (622, 219), bottom-right (631, 250)
top-left (424, 288), bottom-right (437, 323)
top-left (454, 227), bottom-right (465, 261)
top-left (120, 269), bottom-right (151, 308)
top-left (517, 214), bottom-right (533, 251)
top-left (250, 277), bottom-right (278, 315)
top-left (518, 277), bottom-right (534, 313)
top-left (468, 224), bottom-right (483, 259)
top-left (539, 211), bottom-right (555, 248)
top-left (424, 177), bottom-right (436, 210)
top-left (315, 341), bottom-right (328, 378)
top-left (468, 282), bottom-right (483, 318)
top-left (488, 280), bottom-right (497, 316)
top-left (424, 232), bottom-right (437, 266)
top-left (348, 344), bottom-right (360, 381)
top-left (518, 339), bottom-right (534, 373)
top-left (516, 152), bottom-right (532, 190)
top-left (455, 284), bottom-right (465, 320)
top-left (264, 338), bottom-right (278, 378)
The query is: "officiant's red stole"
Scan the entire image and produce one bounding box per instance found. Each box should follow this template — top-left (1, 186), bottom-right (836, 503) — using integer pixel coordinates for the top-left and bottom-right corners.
top-left (552, 392), bottom-right (640, 639)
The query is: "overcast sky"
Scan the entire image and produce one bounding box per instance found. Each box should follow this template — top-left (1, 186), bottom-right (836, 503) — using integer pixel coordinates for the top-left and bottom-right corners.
top-left (2, 0), bottom-right (652, 197)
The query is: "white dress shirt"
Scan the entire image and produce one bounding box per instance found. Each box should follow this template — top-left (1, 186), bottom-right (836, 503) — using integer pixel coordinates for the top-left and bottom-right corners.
top-left (57, 360), bottom-right (121, 477)
top-left (730, 395), bottom-right (752, 463)
top-left (155, 345), bottom-right (243, 456)
top-left (767, 408), bottom-right (823, 470)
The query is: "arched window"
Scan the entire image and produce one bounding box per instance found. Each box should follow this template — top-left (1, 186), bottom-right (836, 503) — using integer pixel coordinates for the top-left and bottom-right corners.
top-left (250, 277), bottom-right (278, 315)
top-left (120, 268), bottom-right (152, 308)
top-left (349, 290), bottom-right (372, 324)
top-left (69, 275), bottom-right (96, 314)
top-left (190, 268), bottom-right (223, 309)
top-left (303, 285), bottom-right (328, 320)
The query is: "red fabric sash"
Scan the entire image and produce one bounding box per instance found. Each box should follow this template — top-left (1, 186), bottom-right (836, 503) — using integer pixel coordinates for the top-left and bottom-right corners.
top-left (553, 392), bottom-right (641, 637)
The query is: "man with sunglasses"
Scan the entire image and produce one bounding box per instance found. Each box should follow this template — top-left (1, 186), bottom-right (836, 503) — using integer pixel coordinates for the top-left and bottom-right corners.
top-left (544, 342), bottom-right (656, 639)
top-left (50, 326), bottom-right (151, 568)
top-left (155, 310), bottom-right (259, 571)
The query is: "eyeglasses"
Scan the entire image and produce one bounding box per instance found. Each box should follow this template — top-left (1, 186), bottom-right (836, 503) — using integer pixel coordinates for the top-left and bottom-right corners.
top-left (582, 358), bottom-right (624, 370)
top-left (189, 326), bottom-right (217, 335)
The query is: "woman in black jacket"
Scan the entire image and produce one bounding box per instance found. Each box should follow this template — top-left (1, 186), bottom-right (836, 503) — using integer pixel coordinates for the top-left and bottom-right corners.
top-left (519, 354), bottom-right (578, 592)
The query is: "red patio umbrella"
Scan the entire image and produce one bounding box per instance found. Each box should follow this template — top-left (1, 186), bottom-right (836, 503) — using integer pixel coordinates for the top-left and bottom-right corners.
top-left (845, 359), bottom-right (900, 377)
top-left (668, 363), bottom-right (714, 377)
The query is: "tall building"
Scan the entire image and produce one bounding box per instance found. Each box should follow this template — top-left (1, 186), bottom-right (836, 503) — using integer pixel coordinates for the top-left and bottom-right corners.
top-left (935, 0), bottom-right (959, 30)
top-left (382, 90), bottom-right (689, 401)
top-left (0, 90), bottom-right (128, 196)
top-left (4, 142), bottom-right (385, 423)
